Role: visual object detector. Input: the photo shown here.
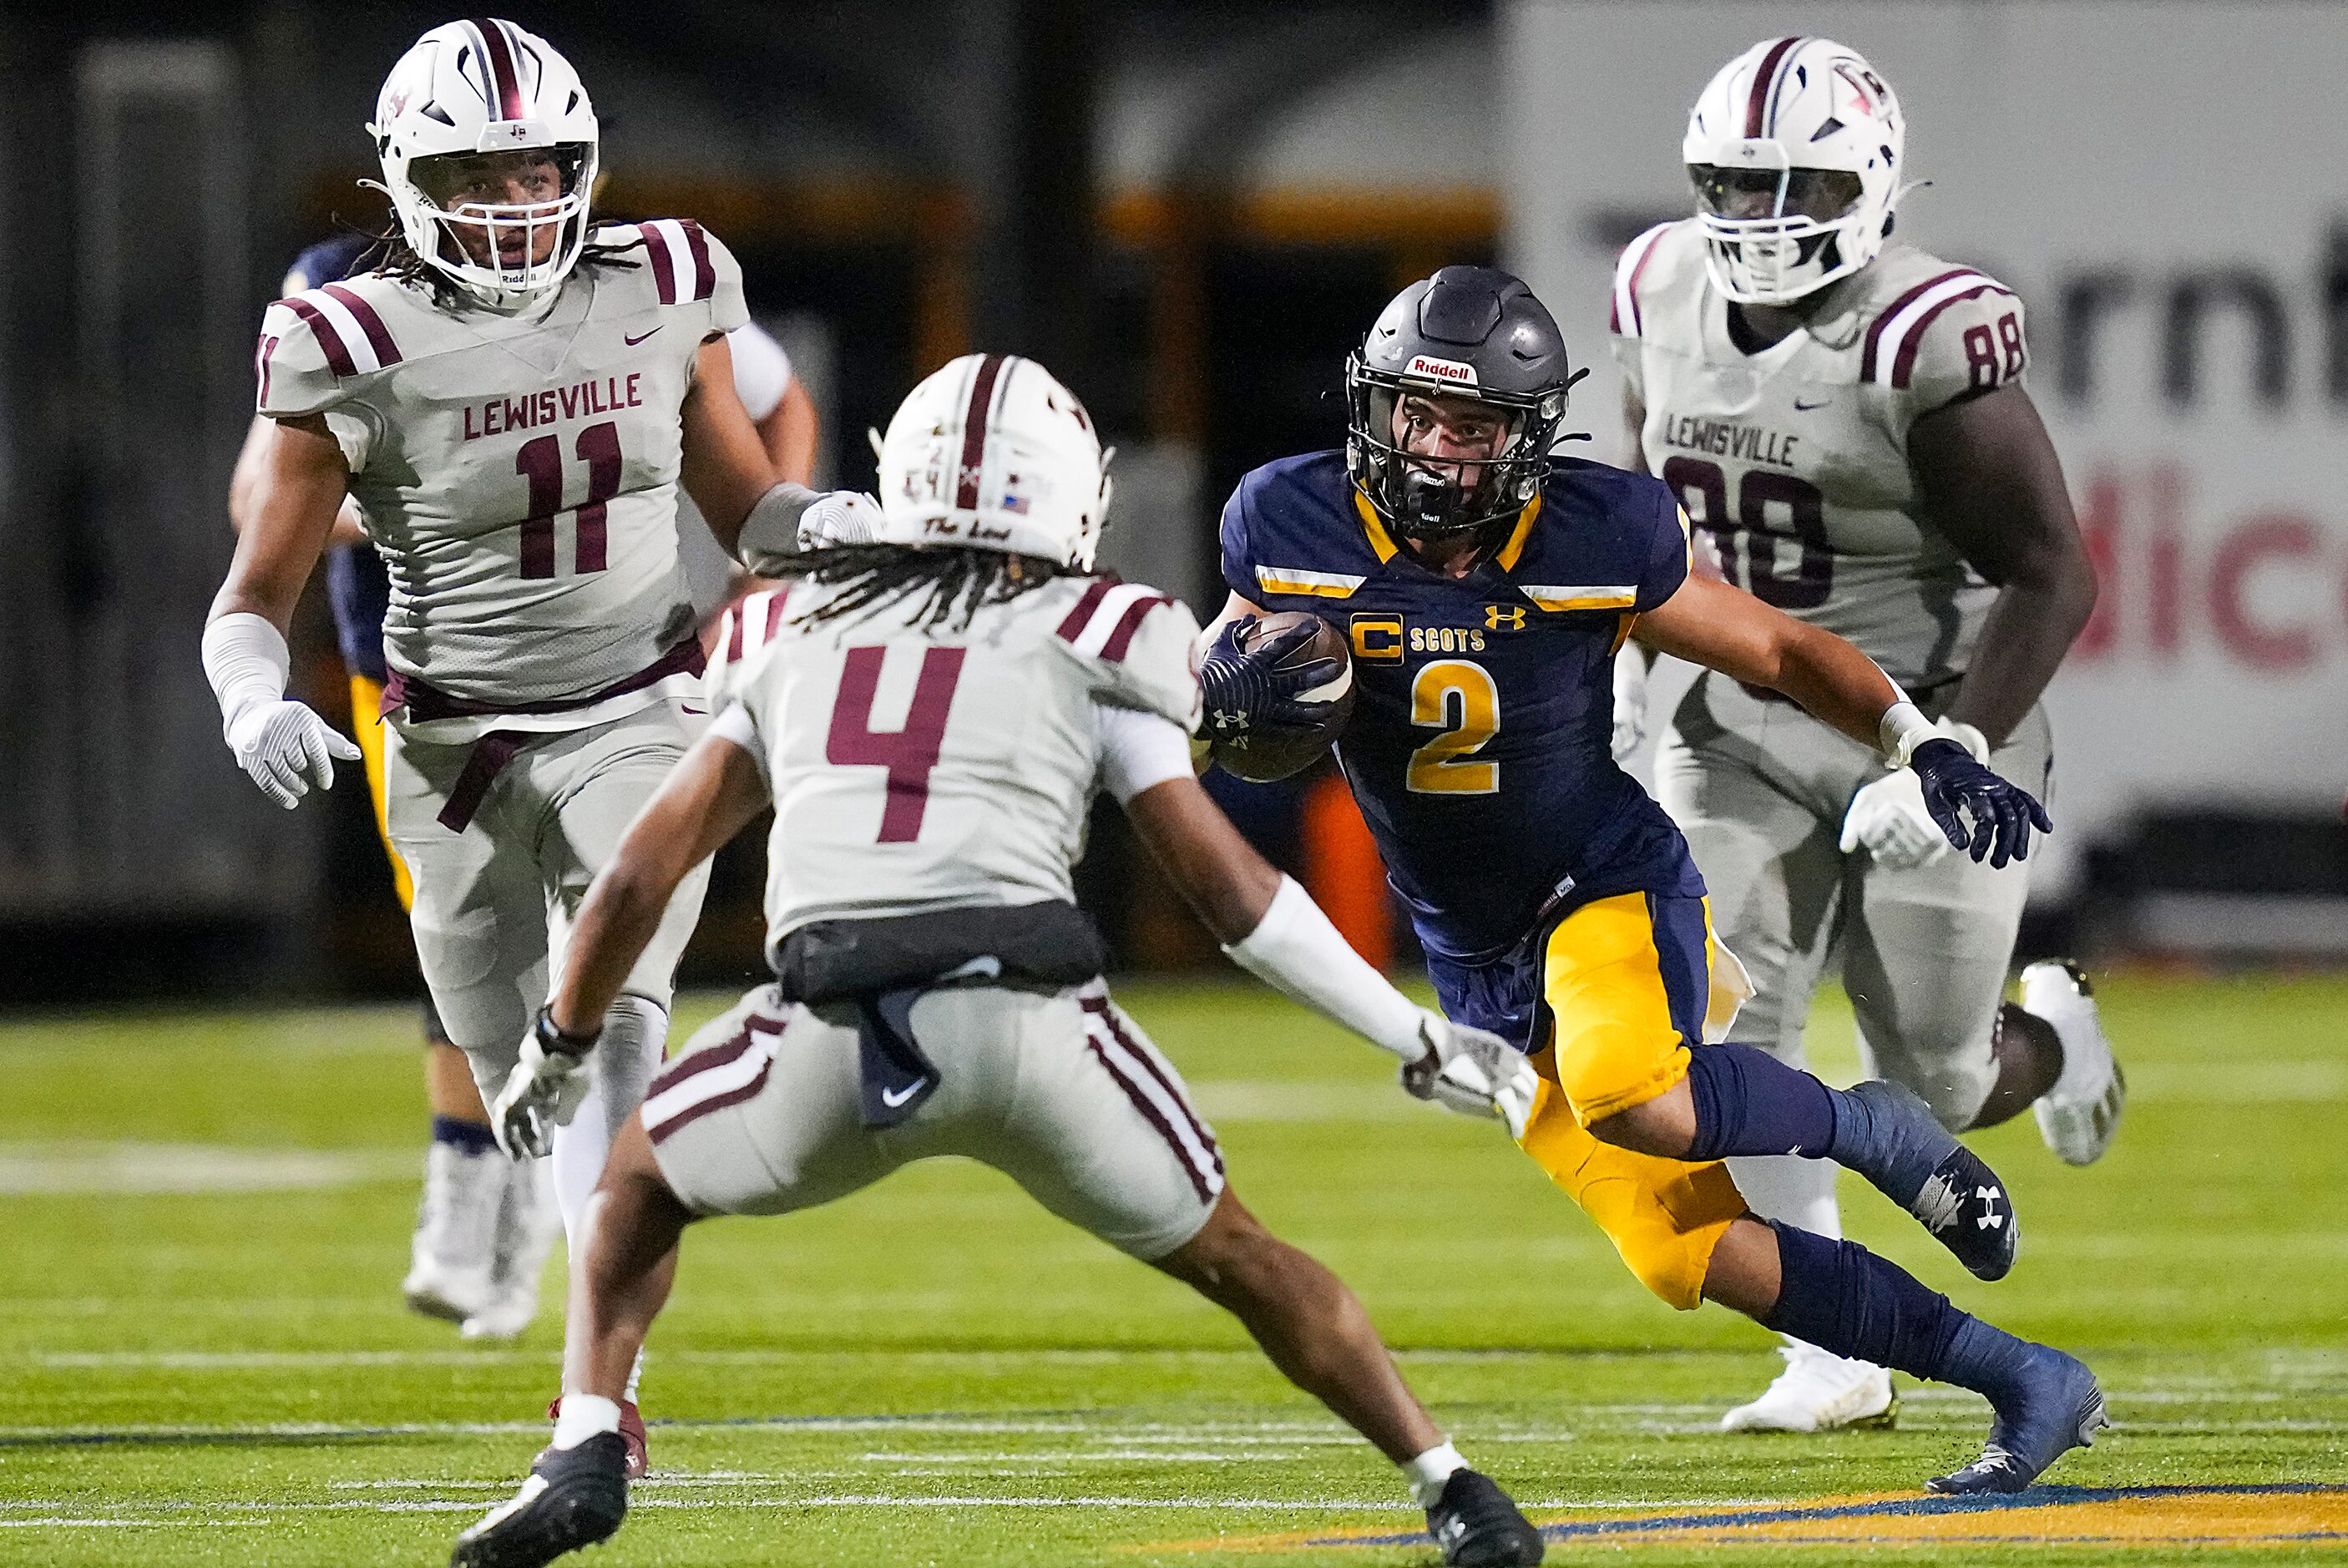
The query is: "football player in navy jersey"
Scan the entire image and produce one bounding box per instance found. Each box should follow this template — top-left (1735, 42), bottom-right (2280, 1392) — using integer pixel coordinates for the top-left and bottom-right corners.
top-left (225, 228), bottom-right (819, 1343)
top-left (1202, 266), bottom-right (2100, 1494)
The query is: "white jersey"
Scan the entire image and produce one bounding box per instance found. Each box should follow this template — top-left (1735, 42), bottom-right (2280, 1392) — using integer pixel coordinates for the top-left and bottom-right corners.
top-left (1612, 224), bottom-right (2028, 685)
top-left (706, 574), bottom-right (1201, 964)
top-left (256, 220), bottom-right (750, 740)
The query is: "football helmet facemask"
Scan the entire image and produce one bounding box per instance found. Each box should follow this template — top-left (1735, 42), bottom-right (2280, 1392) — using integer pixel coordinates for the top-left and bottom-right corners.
top-left (1345, 266), bottom-right (1583, 542)
top-left (1683, 36), bottom-right (1908, 306)
top-left (367, 18), bottom-right (599, 307)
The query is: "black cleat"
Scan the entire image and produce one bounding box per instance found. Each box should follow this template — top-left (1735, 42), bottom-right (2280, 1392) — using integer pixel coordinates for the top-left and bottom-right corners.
top-left (1426, 1469), bottom-right (1545, 1566)
top-left (1927, 1345), bottom-right (2107, 1495)
top-left (1842, 1080), bottom-right (2020, 1281)
top-left (452, 1432), bottom-right (629, 1568)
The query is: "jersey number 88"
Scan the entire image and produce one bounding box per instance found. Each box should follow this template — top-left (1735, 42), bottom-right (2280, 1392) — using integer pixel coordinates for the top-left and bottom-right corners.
top-left (1659, 456), bottom-right (1832, 611)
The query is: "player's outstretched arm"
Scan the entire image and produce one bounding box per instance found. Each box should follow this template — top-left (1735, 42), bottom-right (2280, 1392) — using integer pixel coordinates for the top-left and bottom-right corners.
top-left (1910, 383), bottom-right (2097, 749)
top-left (202, 413), bottom-right (361, 808)
top-left (491, 727), bottom-right (772, 1158)
top-left (1633, 574), bottom-right (2050, 867)
top-left (678, 333), bottom-right (782, 553)
top-left (1119, 757), bottom-right (1536, 1134)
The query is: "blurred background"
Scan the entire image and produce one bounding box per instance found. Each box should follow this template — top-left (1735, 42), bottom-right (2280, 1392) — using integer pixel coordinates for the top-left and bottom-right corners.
top-left (0, 0), bottom-right (2340, 1008)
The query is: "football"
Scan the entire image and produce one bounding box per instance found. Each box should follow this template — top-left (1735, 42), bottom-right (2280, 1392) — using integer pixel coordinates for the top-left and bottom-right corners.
top-left (1209, 611), bottom-right (1354, 783)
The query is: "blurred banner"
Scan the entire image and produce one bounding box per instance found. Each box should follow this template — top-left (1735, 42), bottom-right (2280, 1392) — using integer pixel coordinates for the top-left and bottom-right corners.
top-left (1502, 3), bottom-right (2347, 899)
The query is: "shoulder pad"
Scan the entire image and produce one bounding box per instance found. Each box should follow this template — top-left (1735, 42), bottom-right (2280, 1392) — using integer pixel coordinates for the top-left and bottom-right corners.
top-left (256, 281), bottom-right (404, 414)
top-left (1610, 220), bottom-right (1691, 338)
top-left (705, 587), bottom-right (793, 707)
top-left (1858, 255), bottom-right (2024, 401)
top-left (1050, 578), bottom-right (1202, 731)
top-left (623, 219), bottom-right (750, 333)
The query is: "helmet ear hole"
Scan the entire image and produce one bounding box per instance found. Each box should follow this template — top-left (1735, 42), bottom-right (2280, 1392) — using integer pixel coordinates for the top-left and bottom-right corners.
top-left (1883, 210), bottom-right (1896, 237)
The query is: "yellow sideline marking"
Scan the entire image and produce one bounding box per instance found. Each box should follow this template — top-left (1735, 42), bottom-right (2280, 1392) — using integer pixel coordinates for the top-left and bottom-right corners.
top-left (1143, 1485), bottom-right (2348, 1552)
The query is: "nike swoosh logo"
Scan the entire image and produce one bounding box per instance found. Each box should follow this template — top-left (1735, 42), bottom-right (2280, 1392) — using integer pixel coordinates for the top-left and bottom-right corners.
top-left (1794, 397), bottom-right (1830, 411)
top-left (879, 1082), bottom-right (923, 1108)
top-left (680, 704), bottom-right (707, 715)
top-left (624, 326), bottom-right (663, 346)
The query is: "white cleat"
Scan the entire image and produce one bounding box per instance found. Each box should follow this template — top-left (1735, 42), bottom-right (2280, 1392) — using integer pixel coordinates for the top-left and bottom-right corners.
top-left (2023, 959), bottom-right (2126, 1166)
top-left (402, 1139), bottom-right (506, 1324)
top-left (1721, 1343), bottom-right (1898, 1433)
top-left (462, 1156), bottom-right (563, 1342)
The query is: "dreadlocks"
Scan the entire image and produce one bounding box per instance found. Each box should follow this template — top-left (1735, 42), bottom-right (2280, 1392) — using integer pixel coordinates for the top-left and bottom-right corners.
top-left (361, 216), bottom-right (640, 311)
top-left (763, 544), bottom-right (1076, 631)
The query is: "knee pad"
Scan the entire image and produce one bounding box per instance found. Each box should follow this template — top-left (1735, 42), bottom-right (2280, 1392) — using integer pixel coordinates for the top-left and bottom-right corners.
top-left (1552, 1018), bottom-right (1688, 1127)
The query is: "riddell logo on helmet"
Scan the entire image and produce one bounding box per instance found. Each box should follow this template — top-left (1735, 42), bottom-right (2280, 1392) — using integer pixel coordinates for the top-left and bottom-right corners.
top-left (1404, 354), bottom-right (1479, 388)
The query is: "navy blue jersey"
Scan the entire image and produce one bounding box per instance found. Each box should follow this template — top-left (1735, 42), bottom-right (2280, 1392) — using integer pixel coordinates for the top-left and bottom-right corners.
top-left (281, 234), bottom-right (390, 681)
top-left (1220, 451), bottom-right (1704, 960)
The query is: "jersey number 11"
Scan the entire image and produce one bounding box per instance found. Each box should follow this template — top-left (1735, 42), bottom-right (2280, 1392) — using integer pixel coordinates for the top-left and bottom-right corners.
top-left (514, 421), bottom-right (622, 579)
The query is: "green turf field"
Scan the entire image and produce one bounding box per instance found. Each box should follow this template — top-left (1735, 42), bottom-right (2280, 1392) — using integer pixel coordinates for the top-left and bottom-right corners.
top-left (1, 971), bottom-right (2343, 1564)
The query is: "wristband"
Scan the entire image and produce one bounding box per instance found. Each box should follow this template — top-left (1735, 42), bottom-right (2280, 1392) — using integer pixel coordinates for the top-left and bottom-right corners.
top-left (734, 481), bottom-right (824, 569)
top-left (533, 1005), bottom-right (601, 1059)
top-left (1222, 876), bottom-right (1426, 1059)
top-left (1878, 696), bottom-right (1937, 768)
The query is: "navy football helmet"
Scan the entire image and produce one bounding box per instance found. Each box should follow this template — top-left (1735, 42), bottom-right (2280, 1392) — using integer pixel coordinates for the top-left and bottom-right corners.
top-left (1345, 266), bottom-right (1585, 541)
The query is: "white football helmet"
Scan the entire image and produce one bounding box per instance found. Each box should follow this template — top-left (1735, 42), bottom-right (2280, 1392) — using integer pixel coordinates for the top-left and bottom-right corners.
top-left (873, 354), bottom-right (1111, 571)
top-left (367, 19), bottom-right (599, 306)
top-left (1683, 37), bottom-right (1906, 305)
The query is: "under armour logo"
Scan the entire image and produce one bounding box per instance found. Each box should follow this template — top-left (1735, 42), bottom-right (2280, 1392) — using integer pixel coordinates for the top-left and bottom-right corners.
top-left (1976, 1186), bottom-right (2005, 1228)
top-left (1485, 604), bottom-right (1527, 632)
top-left (1211, 709), bottom-right (1250, 732)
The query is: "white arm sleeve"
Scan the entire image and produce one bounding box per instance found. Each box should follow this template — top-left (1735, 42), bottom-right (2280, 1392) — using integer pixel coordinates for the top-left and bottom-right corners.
top-left (1222, 875), bottom-right (1428, 1060)
top-left (200, 612), bottom-right (291, 738)
top-left (726, 320), bottom-right (794, 423)
top-left (1095, 704), bottom-right (1193, 804)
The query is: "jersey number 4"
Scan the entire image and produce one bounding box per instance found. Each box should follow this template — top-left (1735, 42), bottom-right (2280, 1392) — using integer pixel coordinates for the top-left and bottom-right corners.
top-left (827, 645), bottom-right (968, 842)
top-left (514, 421), bottom-right (622, 579)
top-left (1409, 659), bottom-right (1500, 795)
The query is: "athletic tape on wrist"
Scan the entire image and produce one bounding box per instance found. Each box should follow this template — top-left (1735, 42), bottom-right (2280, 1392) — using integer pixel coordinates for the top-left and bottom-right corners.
top-left (735, 481), bottom-right (822, 569)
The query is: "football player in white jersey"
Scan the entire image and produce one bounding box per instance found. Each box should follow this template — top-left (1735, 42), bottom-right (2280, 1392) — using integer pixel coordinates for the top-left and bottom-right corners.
top-left (1610, 37), bottom-right (2124, 1433)
top-left (202, 18), bottom-right (851, 1472)
top-left (451, 355), bottom-right (1550, 1568)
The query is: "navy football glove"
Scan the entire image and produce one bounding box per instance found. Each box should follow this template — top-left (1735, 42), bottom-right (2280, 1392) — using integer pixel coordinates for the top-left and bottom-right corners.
top-left (1910, 737), bottom-right (2052, 869)
top-left (1198, 617), bottom-right (1344, 742)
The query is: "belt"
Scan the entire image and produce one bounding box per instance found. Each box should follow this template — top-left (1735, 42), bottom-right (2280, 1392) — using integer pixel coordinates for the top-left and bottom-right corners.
top-left (437, 731), bottom-right (531, 832)
top-left (382, 636), bottom-right (707, 724)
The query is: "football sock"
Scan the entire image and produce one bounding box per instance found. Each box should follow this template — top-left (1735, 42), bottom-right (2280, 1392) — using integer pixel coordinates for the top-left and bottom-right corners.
top-left (431, 1114), bottom-right (498, 1155)
top-left (1682, 1042), bottom-right (1838, 1160)
top-left (1760, 1221), bottom-right (2032, 1396)
top-left (552, 1393), bottom-right (621, 1450)
top-left (1400, 1441), bottom-right (1466, 1508)
top-left (549, 995), bottom-right (667, 1242)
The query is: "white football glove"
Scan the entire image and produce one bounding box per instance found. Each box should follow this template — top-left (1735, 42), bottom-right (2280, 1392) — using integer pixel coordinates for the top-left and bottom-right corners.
top-left (796, 490), bottom-right (886, 552)
top-left (225, 700), bottom-right (362, 810)
top-left (1839, 718), bottom-right (1989, 871)
top-left (1610, 649), bottom-right (1648, 763)
top-left (490, 1014), bottom-right (597, 1159)
top-left (1398, 1010), bottom-right (1538, 1139)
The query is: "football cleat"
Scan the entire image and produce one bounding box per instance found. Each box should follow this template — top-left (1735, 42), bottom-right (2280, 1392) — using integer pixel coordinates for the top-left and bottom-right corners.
top-left (1927, 1345), bottom-right (2106, 1495)
top-left (2022, 960), bottom-right (2127, 1166)
top-left (1842, 1080), bottom-right (2021, 1281)
top-left (539, 1398), bottom-right (648, 1482)
top-left (403, 1140), bottom-right (506, 1323)
top-left (451, 1430), bottom-right (628, 1568)
top-left (1720, 1343), bottom-right (1897, 1433)
top-left (1425, 1469), bottom-right (1545, 1566)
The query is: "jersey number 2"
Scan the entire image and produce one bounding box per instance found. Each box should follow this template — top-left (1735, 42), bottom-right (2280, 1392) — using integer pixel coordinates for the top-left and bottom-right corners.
top-left (1408, 660), bottom-right (1500, 795)
top-left (515, 421), bottom-right (622, 579)
top-left (827, 645), bottom-right (968, 842)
